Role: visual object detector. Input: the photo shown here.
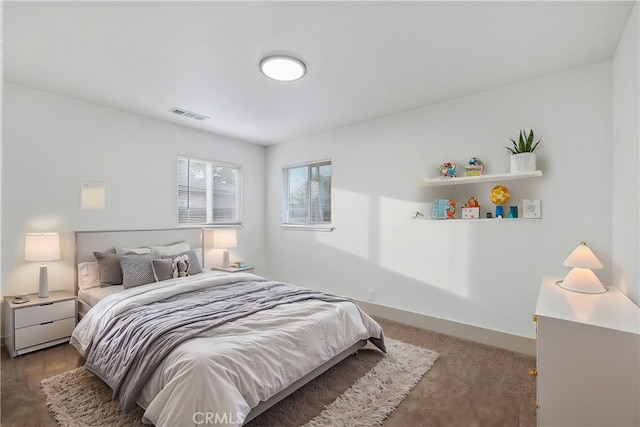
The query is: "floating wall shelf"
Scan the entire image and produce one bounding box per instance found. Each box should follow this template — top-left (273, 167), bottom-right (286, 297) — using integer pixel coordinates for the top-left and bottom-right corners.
top-left (422, 170), bottom-right (543, 187)
top-left (414, 217), bottom-right (542, 222)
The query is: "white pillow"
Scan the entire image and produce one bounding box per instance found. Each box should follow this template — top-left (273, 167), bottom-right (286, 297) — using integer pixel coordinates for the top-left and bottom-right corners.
top-left (115, 247), bottom-right (152, 255)
top-left (77, 262), bottom-right (100, 290)
top-left (149, 241), bottom-right (191, 256)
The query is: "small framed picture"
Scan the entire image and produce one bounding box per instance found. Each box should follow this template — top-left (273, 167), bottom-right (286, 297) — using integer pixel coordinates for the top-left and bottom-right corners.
top-left (81, 181), bottom-right (108, 211)
top-left (523, 199), bottom-right (541, 219)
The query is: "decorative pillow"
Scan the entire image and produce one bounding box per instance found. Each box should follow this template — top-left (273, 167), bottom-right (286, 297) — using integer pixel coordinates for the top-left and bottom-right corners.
top-left (77, 262), bottom-right (100, 290)
top-left (94, 251), bottom-right (125, 286)
top-left (149, 241), bottom-right (191, 257)
top-left (152, 259), bottom-right (174, 282)
top-left (161, 250), bottom-right (203, 275)
top-left (191, 247), bottom-right (204, 269)
top-left (121, 254), bottom-right (156, 289)
top-left (115, 247), bottom-right (152, 255)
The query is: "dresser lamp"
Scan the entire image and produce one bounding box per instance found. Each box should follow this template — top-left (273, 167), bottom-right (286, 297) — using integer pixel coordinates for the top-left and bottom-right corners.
top-left (213, 229), bottom-right (237, 268)
top-left (556, 242), bottom-right (607, 294)
top-left (25, 233), bottom-right (60, 298)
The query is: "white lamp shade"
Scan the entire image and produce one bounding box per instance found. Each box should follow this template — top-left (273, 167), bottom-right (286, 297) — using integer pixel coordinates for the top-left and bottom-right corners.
top-left (558, 267), bottom-right (607, 294)
top-left (213, 229), bottom-right (237, 249)
top-left (25, 233), bottom-right (60, 262)
top-left (562, 242), bottom-right (603, 269)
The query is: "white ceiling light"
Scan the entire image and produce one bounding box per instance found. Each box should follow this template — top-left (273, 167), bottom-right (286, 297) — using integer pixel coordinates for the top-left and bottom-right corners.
top-left (260, 56), bottom-right (306, 82)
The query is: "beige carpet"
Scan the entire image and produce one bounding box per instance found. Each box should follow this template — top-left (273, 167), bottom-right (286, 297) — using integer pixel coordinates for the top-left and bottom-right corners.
top-left (41, 338), bottom-right (438, 426)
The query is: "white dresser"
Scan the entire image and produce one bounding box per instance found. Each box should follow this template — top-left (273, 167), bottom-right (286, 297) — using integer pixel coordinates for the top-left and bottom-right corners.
top-left (535, 276), bottom-right (640, 427)
top-left (3, 290), bottom-right (77, 357)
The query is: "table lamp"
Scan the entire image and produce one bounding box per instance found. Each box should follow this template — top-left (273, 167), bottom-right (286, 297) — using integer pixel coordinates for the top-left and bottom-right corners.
top-left (556, 242), bottom-right (606, 294)
top-left (213, 229), bottom-right (237, 268)
top-left (25, 233), bottom-right (60, 298)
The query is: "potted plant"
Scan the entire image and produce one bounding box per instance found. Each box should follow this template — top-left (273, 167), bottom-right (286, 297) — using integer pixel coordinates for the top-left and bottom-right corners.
top-left (505, 129), bottom-right (540, 172)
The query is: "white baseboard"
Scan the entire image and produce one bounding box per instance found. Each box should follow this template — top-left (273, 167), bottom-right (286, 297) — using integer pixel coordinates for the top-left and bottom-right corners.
top-left (354, 299), bottom-right (536, 356)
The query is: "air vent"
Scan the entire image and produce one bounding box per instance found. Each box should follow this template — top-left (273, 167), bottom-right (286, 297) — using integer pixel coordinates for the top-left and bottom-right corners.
top-left (169, 107), bottom-right (209, 121)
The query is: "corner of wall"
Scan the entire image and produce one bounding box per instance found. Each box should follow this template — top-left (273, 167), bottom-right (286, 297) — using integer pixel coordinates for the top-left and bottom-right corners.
top-left (612, 1), bottom-right (640, 305)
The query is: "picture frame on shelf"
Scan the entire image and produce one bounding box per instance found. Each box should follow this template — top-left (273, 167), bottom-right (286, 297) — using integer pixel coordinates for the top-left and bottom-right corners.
top-left (523, 199), bottom-right (541, 219)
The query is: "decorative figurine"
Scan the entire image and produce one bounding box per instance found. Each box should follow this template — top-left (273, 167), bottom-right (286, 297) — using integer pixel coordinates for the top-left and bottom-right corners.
top-left (462, 196), bottom-right (480, 219)
top-left (466, 197), bottom-right (479, 207)
top-left (439, 162), bottom-right (456, 178)
top-left (464, 157), bottom-right (485, 176)
top-left (446, 199), bottom-right (456, 219)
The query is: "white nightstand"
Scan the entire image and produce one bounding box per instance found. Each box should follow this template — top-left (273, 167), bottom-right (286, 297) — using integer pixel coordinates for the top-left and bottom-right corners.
top-left (211, 266), bottom-right (255, 274)
top-left (3, 290), bottom-right (77, 358)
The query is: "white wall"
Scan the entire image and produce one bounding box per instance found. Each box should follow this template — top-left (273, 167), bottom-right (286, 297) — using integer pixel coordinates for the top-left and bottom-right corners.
top-left (613, 2), bottom-right (640, 305)
top-left (266, 62), bottom-right (614, 340)
top-left (1, 83), bottom-right (266, 298)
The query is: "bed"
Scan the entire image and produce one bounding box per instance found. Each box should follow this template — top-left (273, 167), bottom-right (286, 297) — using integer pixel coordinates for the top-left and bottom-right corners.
top-left (70, 228), bottom-right (385, 426)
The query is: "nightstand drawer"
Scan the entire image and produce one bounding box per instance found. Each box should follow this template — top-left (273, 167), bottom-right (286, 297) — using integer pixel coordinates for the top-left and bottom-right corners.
top-left (15, 299), bottom-right (75, 328)
top-left (15, 317), bottom-right (75, 350)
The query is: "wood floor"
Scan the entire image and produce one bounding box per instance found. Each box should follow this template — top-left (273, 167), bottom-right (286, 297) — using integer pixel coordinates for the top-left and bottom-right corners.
top-left (0, 317), bottom-right (537, 426)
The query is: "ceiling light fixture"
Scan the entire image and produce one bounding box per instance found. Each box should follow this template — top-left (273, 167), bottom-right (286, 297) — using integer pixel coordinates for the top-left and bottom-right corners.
top-left (259, 56), bottom-right (306, 82)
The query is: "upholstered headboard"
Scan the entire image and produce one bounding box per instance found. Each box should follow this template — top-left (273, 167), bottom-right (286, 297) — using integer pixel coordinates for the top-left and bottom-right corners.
top-left (74, 228), bottom-right (204, 294)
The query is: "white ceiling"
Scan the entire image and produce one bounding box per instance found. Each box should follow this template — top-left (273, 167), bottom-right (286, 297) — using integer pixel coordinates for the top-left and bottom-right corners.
top-left (4, 1), bottom-right (635, 145)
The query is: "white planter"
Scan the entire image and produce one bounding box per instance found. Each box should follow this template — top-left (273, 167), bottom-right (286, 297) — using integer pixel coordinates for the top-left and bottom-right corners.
top-left (510, 153), bottom-right (536, 173)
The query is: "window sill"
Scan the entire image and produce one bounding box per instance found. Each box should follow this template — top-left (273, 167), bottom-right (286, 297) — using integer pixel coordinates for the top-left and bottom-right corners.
top-left (179, 224), bottom-right (244, 229)
top-left (281, 224), bottom-right (334, 232)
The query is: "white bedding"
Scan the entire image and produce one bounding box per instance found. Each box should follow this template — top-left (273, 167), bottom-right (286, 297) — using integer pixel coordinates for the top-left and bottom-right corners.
top-left (78, 284), bottom-right (125, 307)
top-left (71, 272), bottom-right (383, 427)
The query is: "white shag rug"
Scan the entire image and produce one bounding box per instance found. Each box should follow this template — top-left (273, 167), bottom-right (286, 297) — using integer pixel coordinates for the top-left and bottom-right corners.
top-left (303, 338), bottom-right (439, 426)
top-left (41, 338), bottom-right (438, 426)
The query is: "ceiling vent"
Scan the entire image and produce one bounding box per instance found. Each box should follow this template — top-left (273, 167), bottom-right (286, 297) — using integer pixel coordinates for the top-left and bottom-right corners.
top-left (169, 107), bottom-right (209, 121)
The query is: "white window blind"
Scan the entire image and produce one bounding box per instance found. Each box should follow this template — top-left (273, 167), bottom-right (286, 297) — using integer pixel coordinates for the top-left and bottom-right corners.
top-left (283, 160), bottom-right (332, 226)
top-left (178, 157), bottom-right (242, 225)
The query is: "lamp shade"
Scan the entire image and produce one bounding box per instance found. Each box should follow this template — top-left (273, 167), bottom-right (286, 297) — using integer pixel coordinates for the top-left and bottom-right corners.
top-left (25, 233), bottom-right (60, 262)
top-left (213, 229), bottom-right (237, 249)
top-left (557, 267), bottom-right (607, 294)
top-left (557, 241), bottom-right (606, 294)
top-left (562, 242), bottom-right (603, 269)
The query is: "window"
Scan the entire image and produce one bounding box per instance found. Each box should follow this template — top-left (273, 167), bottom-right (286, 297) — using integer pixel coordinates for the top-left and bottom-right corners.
top-left (283, 160), bottom-right (332, 227)
top-left (177, 157), bottom-right (242, 225)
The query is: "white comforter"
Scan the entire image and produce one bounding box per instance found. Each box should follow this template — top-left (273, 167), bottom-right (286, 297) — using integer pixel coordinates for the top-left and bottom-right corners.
top-left (71, 272), bottom-right (383, 426)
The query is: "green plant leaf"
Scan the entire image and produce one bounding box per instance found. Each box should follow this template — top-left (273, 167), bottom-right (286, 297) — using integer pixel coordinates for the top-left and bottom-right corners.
top-left (526, 129), bottom-right (534, 148)
top-left (531, 140), bottom-right (541, 152)
top-left (506, 129), bottom-right (541, 153)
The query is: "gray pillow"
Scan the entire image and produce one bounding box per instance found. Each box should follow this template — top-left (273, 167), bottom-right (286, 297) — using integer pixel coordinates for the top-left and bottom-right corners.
top-left (152, 259), bottom-right (174, 282)
top-left (162, 250), bottom-right (203, 275)
top-left (121, 254), bottom-right (156, 289)
top-left (94, 251), bottom-right (124, 286)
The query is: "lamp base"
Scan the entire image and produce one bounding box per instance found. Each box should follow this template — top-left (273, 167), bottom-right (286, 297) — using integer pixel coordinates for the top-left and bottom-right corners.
top-left (39, 263), bottom-right (49, 298)
top-left (222, 249), bottom-right (230, 268)
top-left (555, 280), bottom-right (607, 294)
